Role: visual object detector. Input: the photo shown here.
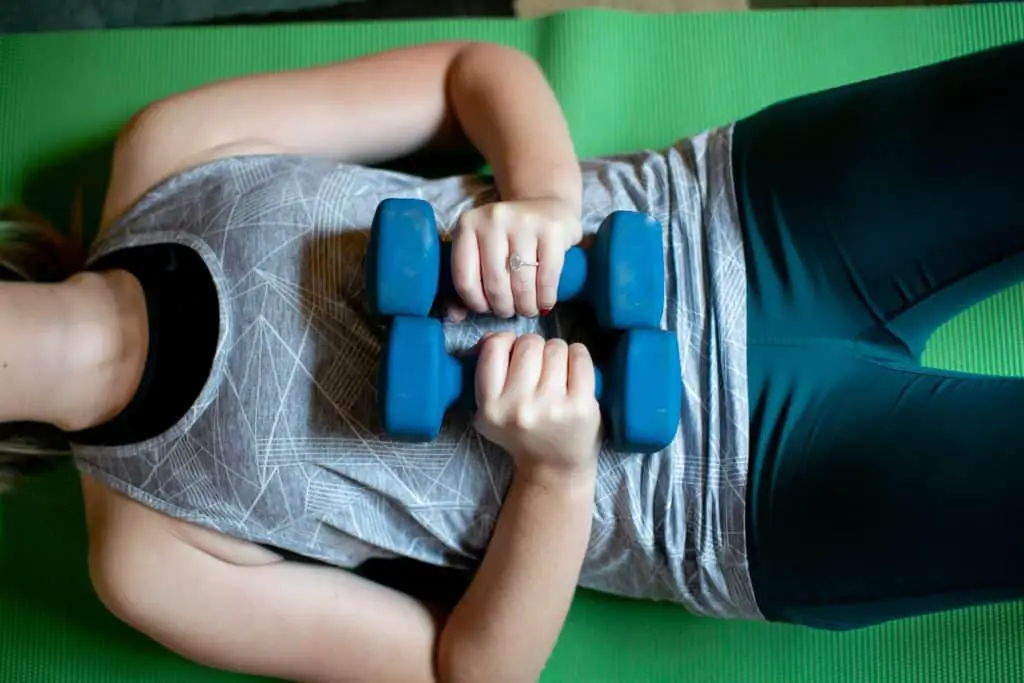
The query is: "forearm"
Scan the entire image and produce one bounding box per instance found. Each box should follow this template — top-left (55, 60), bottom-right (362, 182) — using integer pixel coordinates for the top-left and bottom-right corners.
top-left (437, 465), bottom-right (595, 683)
top-left (448, 44), bottom-right (581, 209)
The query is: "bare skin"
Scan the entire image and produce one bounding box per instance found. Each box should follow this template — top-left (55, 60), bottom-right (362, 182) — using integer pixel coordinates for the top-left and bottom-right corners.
top-left (0, 272), bottom-right (147, 432)
top-left (8, 41), bottom-right (602, 683)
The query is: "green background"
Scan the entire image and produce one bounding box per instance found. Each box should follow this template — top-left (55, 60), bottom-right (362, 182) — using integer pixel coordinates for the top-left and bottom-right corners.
top-left (3, 7), bottom-right (1024, 682)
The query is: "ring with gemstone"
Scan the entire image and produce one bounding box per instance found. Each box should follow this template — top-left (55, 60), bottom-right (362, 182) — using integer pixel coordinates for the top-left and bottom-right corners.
top-left (508, 252), bottom-right (539, 272)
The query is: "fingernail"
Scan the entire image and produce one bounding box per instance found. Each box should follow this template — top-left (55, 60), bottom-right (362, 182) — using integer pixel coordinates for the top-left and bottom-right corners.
top-left (540, 307), bottom-right (552, 316)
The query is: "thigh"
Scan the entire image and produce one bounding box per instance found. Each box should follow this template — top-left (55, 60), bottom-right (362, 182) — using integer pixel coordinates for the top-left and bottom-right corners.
top-left (747, 345), bottom-right (1024, 630)
top-left (734, 40), bottom-right (1024, 357)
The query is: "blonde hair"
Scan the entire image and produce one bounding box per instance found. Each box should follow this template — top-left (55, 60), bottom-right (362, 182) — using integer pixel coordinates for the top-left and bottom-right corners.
top-left (0, 206), bottom-right (85, 491)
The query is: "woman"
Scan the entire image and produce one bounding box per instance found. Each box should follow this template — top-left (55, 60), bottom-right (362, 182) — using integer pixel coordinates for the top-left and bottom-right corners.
top-left (1, 37), bottom-right (1022, 683)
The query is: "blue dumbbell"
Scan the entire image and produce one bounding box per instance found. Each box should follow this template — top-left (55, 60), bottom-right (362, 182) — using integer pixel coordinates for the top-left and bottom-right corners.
top-left (365, 198), bottom-right (665, 329)
top-left (377, 316), bottom-right (682, 453)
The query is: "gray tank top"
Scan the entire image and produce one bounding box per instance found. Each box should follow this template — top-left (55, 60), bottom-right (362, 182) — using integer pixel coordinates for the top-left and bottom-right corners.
top-left (73, 125), bottom-right (760, 621)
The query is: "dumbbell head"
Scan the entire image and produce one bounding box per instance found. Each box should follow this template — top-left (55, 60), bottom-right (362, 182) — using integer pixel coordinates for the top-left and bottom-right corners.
top-left (365, 198), bottom-right (441, 318)
top-left (378, 316), bottom-right (465, 440)
top-left (378, 319), bottom-right (681, 454)
top-left (366, 200), bottom-right (664, 330)
top-left (601, 329), bottom-right (681, 453)
top-left (589, 211), bottom-right (665, 330)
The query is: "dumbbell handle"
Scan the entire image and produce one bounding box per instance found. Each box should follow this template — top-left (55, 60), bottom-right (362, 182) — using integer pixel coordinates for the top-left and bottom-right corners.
top-left (438, 242), bottom-right (588, 305)
top-left (381, 316), bottom-right (680, 452)
top-left (452, 353), bottom-right (605, 413)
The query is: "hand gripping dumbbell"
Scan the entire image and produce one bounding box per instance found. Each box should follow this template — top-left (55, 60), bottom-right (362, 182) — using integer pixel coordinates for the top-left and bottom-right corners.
top-left (377, 316), bottom-right (682, 453)
top-left (365, 198), bottom-right (665, 329)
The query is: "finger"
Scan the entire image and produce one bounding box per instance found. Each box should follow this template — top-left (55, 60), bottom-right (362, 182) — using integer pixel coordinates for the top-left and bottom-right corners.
top-left (508, 232), bottom-right (539, 318)
top-left (475, 332), bottom-right (516, 405)
top-left (503, 334), bottom-right (545, 398)
top-left (480, 231), bottom-right (515, 319)
top-left (444, 302), bottom-right (469, 322)
top-left (451, 222), bottom-right (489, 314)
top-left (470, 331), bottom-right (494, 353)
top-left (566, 342), bottom-right (597, 399)
top-left (536, 237), bottom-right (566, 315)
top-left (538, 339), bottom-right (569, 396)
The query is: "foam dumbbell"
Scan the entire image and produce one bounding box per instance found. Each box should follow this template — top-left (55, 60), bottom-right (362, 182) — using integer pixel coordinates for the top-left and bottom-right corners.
top-left (377, 315), bottom-right (682, 453)
top-left (365, 198), bottom-right (665, 329)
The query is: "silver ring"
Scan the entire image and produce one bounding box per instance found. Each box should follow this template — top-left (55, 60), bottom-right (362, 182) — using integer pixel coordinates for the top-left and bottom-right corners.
top-left (508, 252), bottom-right (539, 273)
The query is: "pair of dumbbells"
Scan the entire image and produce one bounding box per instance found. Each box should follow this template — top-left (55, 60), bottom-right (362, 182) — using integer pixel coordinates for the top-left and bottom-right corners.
top-left (365, 198), bottom-right (682, 453)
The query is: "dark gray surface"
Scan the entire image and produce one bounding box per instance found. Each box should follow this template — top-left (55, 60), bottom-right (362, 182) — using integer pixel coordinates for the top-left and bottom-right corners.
top-left (1, 0), bottom-right (513, 33)
top-left (1, 0), bottom-right (341, 31)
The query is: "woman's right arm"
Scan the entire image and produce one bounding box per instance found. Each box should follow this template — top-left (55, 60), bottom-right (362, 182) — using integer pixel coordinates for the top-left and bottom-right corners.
top-left (91, 333), bottom-right (599, 683)
top-left (91, 468), bottom-right (593, 683)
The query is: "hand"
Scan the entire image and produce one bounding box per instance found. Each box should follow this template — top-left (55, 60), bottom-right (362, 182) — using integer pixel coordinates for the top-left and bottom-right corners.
top-left (474, 332), bottom-right (601, 478)
top-left (449, 198), bottom-right (582, 320)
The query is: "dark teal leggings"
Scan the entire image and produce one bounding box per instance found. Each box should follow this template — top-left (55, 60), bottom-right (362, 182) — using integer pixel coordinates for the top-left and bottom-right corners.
top-left (734, 41), bottom-right (1024, 630)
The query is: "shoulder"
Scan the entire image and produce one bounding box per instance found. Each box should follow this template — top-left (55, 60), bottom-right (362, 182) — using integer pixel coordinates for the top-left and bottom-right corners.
top-left (80, 475), bottom-right (444, 683)
top-left (100, 101), bottom-right (283, 231)
top-left (81, 475), bottom-right (280, 617)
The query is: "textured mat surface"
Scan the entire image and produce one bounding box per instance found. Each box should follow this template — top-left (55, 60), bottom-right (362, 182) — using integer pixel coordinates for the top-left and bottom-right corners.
top-left (2, 7), bottom-right (1024, 683)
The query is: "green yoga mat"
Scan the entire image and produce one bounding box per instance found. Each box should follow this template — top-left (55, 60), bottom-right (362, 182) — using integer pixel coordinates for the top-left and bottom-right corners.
top-left (3, 7), bottom-right (1024, 683)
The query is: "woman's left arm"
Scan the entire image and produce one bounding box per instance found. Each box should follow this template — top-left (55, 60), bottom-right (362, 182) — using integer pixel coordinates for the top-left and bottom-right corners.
top-left (102, 41), bottom-right (580, 231)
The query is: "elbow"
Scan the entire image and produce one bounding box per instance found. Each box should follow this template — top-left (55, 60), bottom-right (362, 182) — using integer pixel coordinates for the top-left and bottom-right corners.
top-left (435, 634), bottom-right (540, 683)
top-left (435, 630), bottom-right (486, 683)
top-left (457, 40), bottom-right (538, 64)
top-left (449, 41), bottom-right (544, 85)
top-left (436, 655), bottom-right (494, 683)
top-left (434, 632), bottom-right (465, 683)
